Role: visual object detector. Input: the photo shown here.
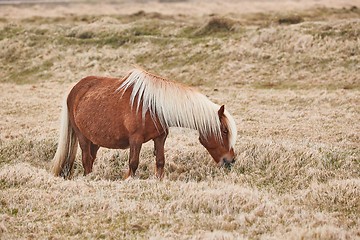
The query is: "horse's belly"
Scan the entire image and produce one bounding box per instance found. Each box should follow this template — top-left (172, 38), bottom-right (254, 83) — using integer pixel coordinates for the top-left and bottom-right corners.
top-left (95, 135), bottom-right (130, 149)
top-left (74, 93), bottom-right (131, 149)
top-left (77, 115), bottom-right (130, 149)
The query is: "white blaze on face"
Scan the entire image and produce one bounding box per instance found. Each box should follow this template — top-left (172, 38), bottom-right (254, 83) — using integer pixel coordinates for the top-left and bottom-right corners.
top-left (224, 110), bottom-right (237, 149)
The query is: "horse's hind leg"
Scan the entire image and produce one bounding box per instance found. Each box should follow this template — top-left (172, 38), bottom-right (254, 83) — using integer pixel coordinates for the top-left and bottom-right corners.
top-left (125, 135), bottom-right (143, 179)
top-left (90, 143), bottom-right (100, 164)
top-left (153, 132), bottom-right (167, 179)
top-left (78, 134), bottom-right (95, 175)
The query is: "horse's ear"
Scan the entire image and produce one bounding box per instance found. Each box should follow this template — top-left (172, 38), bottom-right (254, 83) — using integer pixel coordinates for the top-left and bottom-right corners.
top-left (218, 105), bottom-right (225, 118)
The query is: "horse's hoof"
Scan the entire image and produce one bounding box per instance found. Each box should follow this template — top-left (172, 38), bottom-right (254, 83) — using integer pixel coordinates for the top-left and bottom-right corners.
top-left (124, 174), bottom-right (137, 181)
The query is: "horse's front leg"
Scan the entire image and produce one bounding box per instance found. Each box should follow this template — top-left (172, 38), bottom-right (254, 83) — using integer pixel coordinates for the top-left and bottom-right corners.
top-left (153, 132), bottom-right (168, 179)
top-left (125, 136), bottom-right (143, 179)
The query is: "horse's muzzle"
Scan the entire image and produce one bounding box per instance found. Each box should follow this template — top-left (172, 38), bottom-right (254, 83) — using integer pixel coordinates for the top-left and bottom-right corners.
top-left (221, 158), bottom-right (236, 169)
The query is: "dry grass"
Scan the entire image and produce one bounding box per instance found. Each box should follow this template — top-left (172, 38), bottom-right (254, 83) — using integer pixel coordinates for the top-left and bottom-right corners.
top-left (1, 0), bottom-right (360, 239)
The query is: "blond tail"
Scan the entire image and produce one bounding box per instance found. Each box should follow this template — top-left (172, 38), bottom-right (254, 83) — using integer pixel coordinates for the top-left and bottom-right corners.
top-left (51, 95), bottom-right (78, 178)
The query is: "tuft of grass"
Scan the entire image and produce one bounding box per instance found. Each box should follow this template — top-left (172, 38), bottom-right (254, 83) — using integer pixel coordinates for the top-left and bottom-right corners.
top-left (60, 33), bottom-right (134, 48)
top-left (298, 179), bottom-right (360, 217)
top-left (77, 31), bottom-right (95, 39)
top-left (235, 142), bottom-right (359, 193)
top-left (92, 151), bottom-right (129, 180)
top-left (125, 23), bottom-right (162, 37)
top-left (310, 22), bottom-right (360, 41)
top-left (61, 20), bottom-right (165, 48)
top-left (0, 24), bottom-right (24, 41)
top-left (0, 138), bottom-right (56, 169)
top-left (194, 16), bottom-right (238, 36)
top-left (277, 15), bottom-right (304, 25)
top-left (308, 6), bottom-right (360, 21)
top-left (128, 10), bottom-right (171, 20)
top-left (238, 6), bottom-right (360, 27)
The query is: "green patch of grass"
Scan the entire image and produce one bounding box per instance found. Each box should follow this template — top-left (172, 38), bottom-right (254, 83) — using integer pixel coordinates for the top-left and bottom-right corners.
top-left (0, 179), bottom-right (7, 190)
top-left (58, 33), bottom-right (134, 48)
top-left (25, 32), bottom-right (53, 47)
top-left (124, 21), bottom-right (163, 37)
top-left (114, 10), bottom-right (176, 24)
top-left (5, 60), bottom-right (54, 84)
top-left (177, 26), bottom-right (199, 38)
top-left (314, 23), bottom-right (360, 40)
top-left (0, 24), bottom-right (24, 41)
top-left (320, 148), bottom-right (359, 172)
top-left (21, 15), bottom-right (100, 25)
top-left (59, 20), bottom-right (167, 48)
top-left (11, 208), bottom-right (19, 216)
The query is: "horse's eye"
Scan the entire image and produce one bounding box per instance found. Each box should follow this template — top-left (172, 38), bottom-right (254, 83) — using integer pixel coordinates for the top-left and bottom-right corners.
top-left (223, 129), bottom-right (228, 134)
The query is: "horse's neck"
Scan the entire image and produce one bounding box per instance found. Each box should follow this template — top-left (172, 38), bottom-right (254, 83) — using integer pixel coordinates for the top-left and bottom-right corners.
top-left (159, 105), bottom-right (216, 138)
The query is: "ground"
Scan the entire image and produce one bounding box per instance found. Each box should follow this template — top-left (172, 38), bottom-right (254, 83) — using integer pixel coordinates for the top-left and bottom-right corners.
top-left (0, 0), bottom-right (359, 239)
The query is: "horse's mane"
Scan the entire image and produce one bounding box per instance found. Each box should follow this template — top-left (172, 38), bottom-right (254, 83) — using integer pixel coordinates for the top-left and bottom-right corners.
top-left (117, 68), bottom-right (237, 148)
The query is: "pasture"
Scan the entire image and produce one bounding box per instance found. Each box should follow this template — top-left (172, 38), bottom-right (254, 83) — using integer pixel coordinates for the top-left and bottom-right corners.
top-left (0, 0), bottom-right (359, 239)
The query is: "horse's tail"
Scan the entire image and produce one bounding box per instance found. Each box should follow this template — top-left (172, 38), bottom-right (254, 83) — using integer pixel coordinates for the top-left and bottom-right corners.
top-left (51, 94), bottom-right (78, 178)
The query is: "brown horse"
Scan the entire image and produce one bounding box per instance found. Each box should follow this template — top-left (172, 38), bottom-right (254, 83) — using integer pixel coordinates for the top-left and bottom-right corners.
top-left (52, 68), bottom-right (237, 179)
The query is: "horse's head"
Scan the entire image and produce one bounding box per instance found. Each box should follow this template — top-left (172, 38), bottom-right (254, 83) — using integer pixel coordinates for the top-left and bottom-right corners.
top-left (199, 105), bottom-right (237, 168)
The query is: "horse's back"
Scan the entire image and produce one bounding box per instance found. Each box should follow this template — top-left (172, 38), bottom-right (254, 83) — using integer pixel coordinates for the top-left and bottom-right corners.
top-left (70, 76), bottom-right (120, 97)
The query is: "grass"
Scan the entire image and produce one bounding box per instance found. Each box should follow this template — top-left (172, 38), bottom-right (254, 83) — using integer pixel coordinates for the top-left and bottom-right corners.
top-left (6, 60), bottom-right (54, 84)
top-left (1, 7), bottom-right (359, 88)
top-left (239, 6), bottom-right (360, 27)
top-left (0, 2), bottom-right (359, 239)
top-left (0, 160), bottom-right (358, 238)
top-left (193, 16), bottom-right (239, 36)
top-left (0, 138), bottom-right (56, 169)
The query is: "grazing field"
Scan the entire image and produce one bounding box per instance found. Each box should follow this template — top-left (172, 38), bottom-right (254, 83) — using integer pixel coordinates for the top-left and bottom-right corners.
top-left (0, 0), bottom-right (359, 239)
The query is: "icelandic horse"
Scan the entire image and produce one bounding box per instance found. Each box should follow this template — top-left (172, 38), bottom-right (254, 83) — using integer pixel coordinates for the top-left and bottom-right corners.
top-left (52, 68), bottom-right (237, 179)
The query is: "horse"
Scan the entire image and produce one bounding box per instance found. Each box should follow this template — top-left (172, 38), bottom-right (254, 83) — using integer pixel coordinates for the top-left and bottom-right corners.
top-left (51, 68), bottom-right (237, 179)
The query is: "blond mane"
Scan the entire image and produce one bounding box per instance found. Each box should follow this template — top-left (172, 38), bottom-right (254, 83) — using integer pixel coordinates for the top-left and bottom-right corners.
top-left (117, 68), bottom-right (237, 148)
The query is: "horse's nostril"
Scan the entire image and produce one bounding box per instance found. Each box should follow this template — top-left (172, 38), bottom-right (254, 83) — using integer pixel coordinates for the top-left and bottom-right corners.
top-left (222, 158), bottom-right (235, 165)
top-left (223, 162), bottom-right (231, 169)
